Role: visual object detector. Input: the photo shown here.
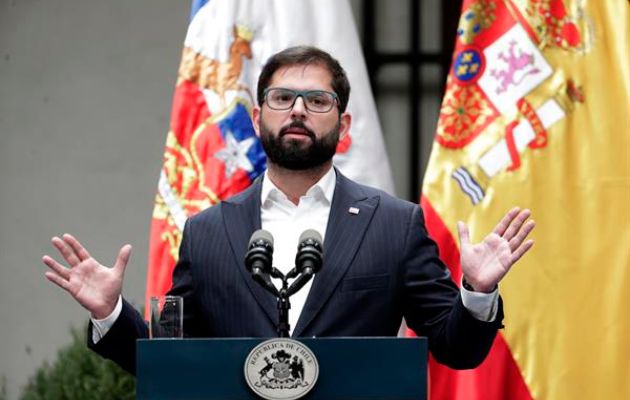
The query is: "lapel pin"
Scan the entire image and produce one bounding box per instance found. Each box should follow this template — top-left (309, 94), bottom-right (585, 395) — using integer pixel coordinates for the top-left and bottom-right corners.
top-left (348, 207), bottom-right (360, 215)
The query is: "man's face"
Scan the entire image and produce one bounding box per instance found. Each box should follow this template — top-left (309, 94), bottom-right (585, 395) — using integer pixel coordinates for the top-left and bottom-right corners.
top-left (252, 63), bottom-right (351, 170)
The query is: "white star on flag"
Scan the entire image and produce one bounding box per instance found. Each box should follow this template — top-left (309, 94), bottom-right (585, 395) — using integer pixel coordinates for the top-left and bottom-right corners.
top-left (214, 131), bottom-right (256, 178)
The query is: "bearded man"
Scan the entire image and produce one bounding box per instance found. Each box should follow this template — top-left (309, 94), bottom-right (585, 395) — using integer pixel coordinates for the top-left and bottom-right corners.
top-left (43, 46), bottom-right (535, 375)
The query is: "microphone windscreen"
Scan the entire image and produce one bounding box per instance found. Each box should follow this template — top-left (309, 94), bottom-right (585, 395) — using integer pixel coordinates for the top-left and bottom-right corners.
top-left (249, 229), bottom-right (274, 247)
top-left (298, 229), bottom-right (322, 245)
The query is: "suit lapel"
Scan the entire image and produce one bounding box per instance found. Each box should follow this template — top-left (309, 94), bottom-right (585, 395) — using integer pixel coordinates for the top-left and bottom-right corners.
top-left (222, 178), bottom-right (278, 327)
top-left (293, 173), bottom-right (379, 337)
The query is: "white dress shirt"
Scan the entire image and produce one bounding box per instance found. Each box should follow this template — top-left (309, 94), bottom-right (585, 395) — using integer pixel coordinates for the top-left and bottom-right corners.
top-left (92, 167), bottom-right (498, 342)
top-left (260, 167), bottom-right (336, 335)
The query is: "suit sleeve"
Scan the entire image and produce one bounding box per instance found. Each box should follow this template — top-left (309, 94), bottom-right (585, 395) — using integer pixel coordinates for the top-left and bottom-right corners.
top-left (87, 219), bottom-right (201, 375)
top-left (402, 204), bottom-right (504, 369)
top-left (87, 298), bottom-right (148, 375)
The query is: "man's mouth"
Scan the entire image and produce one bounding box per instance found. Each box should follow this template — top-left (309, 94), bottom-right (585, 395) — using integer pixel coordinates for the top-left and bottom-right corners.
top-left (280, 124), bottom-right (315, 139)
top-left (283, 127), bottom-right (308, 136)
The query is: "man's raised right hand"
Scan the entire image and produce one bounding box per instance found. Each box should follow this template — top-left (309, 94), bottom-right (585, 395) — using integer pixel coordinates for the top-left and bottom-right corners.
top-left (43, 233), bottom-right (131, 320)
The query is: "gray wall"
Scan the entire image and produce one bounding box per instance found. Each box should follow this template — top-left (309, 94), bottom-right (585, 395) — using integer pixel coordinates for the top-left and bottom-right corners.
top-left (0, 1), bottom-right (442, 397)
top-left (0, 1), bottom-right (188, 397)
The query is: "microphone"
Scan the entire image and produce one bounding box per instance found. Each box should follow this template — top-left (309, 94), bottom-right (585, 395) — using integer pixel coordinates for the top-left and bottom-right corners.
top-left (296, 229), bottom-right (323, 275)
top-left (245, 229), bottom-right (279, 296)
top-left (287, 229), bottom-right (323, 297)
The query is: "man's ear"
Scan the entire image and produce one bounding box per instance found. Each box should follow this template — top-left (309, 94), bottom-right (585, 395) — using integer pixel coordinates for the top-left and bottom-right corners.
top-left (338, 112), bottom-right (352, 140)
top-left (252, 107), bottom-right (261, 137)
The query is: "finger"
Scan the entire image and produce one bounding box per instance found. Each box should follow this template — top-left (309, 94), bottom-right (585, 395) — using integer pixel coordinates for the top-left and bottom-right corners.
top-left (42, 255), bottom-right (71, 280)
top-left (492, 207), bottom-right (521, 236)
top-left (508, 220), bottom-right (536, 252)
top-left (511, 239), bottom-right (534, 264)
top-left (457, 221), bottom-right (470, 247)
top-left (44, 271), bottom-right (71, 292)
top-left (62, 233), bottom-right (91, 262)
top-left (503, 209), bottom-right (532, 241)
top-left (113, 244), bottom-right (132, 274)
top-left (52, 236), bottom-right (81, 267)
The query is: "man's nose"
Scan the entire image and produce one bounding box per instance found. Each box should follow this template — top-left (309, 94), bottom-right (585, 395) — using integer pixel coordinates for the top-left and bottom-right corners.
top-left (290, 95), bottom-right (308, 118)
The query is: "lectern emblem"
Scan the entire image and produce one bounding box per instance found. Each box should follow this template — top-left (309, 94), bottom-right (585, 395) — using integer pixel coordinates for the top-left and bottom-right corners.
top-left (244, 338), bottom-right (319, 400)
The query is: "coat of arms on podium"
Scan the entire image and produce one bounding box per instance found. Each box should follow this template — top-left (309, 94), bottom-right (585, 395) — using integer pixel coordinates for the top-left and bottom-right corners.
top-left (244, 338), bottom-right (319, 400)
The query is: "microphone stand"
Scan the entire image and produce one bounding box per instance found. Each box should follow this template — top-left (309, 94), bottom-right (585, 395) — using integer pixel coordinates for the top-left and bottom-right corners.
top-left (277, 288), bottom-right (290, 338)
top-left (265, 267), bottom-right (313, 338)
top-left (268, 267), bottom-right (291, 338)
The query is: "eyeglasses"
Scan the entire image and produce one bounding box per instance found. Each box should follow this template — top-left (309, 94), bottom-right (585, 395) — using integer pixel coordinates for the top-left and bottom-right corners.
top-left (263, 88), bottom-right (339, 113)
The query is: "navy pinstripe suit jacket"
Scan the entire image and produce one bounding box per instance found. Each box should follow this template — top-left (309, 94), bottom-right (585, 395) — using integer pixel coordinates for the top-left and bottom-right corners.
top-left (90, 171), bottom-right (503, 374)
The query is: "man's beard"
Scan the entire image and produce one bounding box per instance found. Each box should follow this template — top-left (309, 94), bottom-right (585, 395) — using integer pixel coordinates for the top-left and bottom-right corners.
top-left (259, 118), bottom-right (340, 170)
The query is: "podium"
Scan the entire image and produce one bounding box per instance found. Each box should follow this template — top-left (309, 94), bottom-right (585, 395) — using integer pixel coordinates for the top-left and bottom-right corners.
top-left (137, 337), bottom-right (427, 399)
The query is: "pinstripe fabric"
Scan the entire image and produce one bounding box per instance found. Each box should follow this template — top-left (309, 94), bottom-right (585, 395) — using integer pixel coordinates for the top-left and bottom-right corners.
top-left (90, 171), bottom-right (503, 375)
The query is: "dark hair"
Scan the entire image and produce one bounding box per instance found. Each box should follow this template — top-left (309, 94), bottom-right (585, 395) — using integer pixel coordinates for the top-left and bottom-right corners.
top-left (257, 46), bottom-right (351, 113)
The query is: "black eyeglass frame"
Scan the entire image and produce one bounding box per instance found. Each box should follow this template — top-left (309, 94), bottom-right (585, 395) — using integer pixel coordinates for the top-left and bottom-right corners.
top-left (262, 88), bottom-right (340, 113)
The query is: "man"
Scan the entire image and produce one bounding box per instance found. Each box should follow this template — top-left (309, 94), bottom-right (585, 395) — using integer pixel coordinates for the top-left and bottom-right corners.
top-left (43, 46), bottom-right (535, 375)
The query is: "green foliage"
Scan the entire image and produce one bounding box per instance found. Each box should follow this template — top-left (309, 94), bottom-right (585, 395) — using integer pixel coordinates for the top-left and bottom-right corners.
top-left (1, 375), bottom-right (7, 400)
top-left (20, 326), bottom-right (135, 400)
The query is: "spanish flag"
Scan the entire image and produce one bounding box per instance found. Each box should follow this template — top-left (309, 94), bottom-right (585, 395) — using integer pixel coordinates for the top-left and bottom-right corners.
top-left (421, 1), bottom-right (630, 399)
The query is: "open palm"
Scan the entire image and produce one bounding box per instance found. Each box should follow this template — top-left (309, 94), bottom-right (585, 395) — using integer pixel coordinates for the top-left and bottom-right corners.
top-left (43, 234), bottom-right (131, 319)
top-left (458, 208), bottom-right (535, 293)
